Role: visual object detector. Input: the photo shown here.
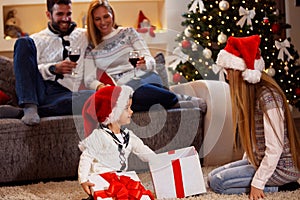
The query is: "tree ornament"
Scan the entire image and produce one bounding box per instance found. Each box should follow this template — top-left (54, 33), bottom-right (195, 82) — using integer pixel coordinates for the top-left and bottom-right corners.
top-left (181, 39), bottom-right (191, 49)
top-left (202, 31), bottom-right (210, 37)
top-left (217, 32), bottom-right (227, 44)
top-left (219, 0), bottom-right (230, 11)
top-left (263, 16), bottom-right (269, 23)
top-left (236, 6), bottom-right (256, 30)
top-left (295, 88), bottom-right (300, 96)
top-left (284, 66), bottom-right (289, 72)
top-left (275, 39), bottom-right (293, 61)
top-left (184, 26), bottom-right (193, 37)
top-left (266, 67), bottom-right (275, 77)
top-left (271, 22), bottom-right (280, 34)
top-left (173, 72), bottom-right (183, 83)
top-left (192, 42), bottom-right (198, 51)
top-left (189, 0), bottom-right (206, 14)
top-left (202, 48), bottom-right (212, 59)
top-left (273, 9), bottom-right (280, 16)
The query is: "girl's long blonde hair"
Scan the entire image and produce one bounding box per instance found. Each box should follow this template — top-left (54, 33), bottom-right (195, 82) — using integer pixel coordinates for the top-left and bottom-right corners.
top-left (227, 69), bottom-right (300, 169)
top-left (86, 0), bottom-right (117, 48)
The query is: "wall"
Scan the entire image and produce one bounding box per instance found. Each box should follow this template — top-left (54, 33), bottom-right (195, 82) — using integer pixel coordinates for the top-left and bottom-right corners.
top-left (285, 0), bottom-right (300, 65)
top-left (0, 0), bottom-right (191, 58)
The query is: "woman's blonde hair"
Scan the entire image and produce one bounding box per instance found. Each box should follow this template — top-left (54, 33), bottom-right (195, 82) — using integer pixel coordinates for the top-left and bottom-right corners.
top-left (227, 69), bottom-right (300, 169)
top-left (86, 0), bottom-right (117, 48)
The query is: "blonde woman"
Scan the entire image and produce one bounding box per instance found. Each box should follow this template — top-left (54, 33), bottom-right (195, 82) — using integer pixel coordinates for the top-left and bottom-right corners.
top-left (83, 0), bottom-right (181, 112)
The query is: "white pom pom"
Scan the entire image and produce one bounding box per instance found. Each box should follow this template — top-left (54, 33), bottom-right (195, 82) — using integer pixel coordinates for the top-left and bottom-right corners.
top-left (242, 69), bottom-right (261, 84)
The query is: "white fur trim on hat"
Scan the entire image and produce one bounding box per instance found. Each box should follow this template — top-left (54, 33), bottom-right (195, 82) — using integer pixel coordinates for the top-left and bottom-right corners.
top-left (103, 85), bottom-right (133, 125)
top-left (216, 49), bottom-right (265, 84)
top-left (216, 49), bottom-right (246, 71)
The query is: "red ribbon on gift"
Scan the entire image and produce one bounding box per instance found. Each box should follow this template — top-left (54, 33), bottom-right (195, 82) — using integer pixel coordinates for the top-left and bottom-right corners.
top-left (93, 172), bottom-right (154, 200)
top-left (172, 159), bottom-right (185, 198)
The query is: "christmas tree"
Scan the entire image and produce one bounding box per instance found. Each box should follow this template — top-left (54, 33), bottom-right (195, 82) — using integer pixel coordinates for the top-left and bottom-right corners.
top-left (174, 0), bottom-right (300, 110)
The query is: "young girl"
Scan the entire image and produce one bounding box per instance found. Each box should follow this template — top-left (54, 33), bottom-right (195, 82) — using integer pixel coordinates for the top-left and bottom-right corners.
top-left (208, 35), bottom-right (300, 200)
top-left (78, 85), bottom-right (156, 196)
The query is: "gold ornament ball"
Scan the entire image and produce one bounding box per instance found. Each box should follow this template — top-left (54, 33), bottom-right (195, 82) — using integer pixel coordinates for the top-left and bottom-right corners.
top-left (217, 32), bottom-right (227, 44)
top-left (219, 0), bottom-right (230, 11)
top-left (266, 67), bottom-right (275, 77)
top-left (184, 26), bottom-right (193, 37)
top-left (203, 48), bottom-right (212, 59)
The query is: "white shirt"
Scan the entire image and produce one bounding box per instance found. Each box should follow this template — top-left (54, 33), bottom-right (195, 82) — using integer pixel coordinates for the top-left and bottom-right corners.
top-left (31, 27), bottom-right (88, 91)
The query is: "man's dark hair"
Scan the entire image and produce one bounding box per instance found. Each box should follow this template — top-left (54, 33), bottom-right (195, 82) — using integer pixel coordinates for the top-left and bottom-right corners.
top-left (47, 0), bottom-right (72, 13)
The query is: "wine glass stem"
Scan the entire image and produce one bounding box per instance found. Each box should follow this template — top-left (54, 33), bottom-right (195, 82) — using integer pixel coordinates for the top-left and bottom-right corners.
top-left (134, 68), bottom-right (136, 78)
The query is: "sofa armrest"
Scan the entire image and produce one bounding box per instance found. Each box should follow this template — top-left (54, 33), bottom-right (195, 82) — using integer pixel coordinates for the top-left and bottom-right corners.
top-left (170, 80), bottom-right (234, 166)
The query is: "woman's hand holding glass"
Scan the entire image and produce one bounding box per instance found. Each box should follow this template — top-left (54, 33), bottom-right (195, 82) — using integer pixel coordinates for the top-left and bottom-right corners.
top-left (136, 56), bottom-right (146, 70)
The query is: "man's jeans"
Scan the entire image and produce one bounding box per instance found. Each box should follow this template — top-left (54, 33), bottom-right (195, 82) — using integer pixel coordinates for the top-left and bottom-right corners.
top-left (13, 37), bottom-right (94, 117)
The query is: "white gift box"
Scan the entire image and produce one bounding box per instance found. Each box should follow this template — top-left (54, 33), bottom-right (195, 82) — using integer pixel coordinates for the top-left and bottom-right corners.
top-left (88, 171), bottom-right (153, 200)
top-left (149, 146), bottom-right (206, 199)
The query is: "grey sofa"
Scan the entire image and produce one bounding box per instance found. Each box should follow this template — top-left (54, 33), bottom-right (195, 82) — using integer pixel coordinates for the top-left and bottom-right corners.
top-left (0, 55), bottom-right (206, 184)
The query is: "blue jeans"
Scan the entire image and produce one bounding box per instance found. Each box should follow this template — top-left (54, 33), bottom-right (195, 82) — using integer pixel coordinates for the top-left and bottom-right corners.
top-left (208, 159), bottom-right (278, 194)
top-left (13, 37), bottom-right (94, 117)
top-left (131, 83), bottom-right (178, 112)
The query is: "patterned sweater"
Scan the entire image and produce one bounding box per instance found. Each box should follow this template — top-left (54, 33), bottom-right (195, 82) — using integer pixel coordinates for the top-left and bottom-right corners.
top-left (84, 27), bottom-right (156, 90)
top-left (30, 27), bottom-right (88, 91)
top-left (251, 87), bottom-right (300, 189)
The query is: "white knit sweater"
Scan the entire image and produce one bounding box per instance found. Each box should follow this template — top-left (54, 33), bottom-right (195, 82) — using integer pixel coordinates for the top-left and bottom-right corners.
top-left (30, 27), bottom-right (88, 91)
top-left (77, 128), bottom-right (156, 183)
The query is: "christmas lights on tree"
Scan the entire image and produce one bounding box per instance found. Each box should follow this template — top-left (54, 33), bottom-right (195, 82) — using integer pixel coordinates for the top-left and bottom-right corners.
top-left (174, 0), bottom-right (300, 110)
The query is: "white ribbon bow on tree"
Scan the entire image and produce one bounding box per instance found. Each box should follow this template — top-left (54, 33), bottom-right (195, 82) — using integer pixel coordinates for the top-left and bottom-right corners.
top-left (275, 39), bottom-right (293, 61)
top-left (165, 47), bottom-right (189, 70)
top-left (236, 6), bottom-right (256, 30)
top-left (189, 0), bottom-right (206, 13)
top-left (212, 64), bottom-right (226, 82)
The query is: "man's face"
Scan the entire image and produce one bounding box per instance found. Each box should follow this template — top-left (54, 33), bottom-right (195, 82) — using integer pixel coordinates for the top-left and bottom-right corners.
top-left (47, 3), bottom-right (72, 33)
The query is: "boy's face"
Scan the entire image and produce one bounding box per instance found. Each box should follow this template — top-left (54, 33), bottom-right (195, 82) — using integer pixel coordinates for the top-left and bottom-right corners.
top-left (117, 99), bottom-right (133, 126)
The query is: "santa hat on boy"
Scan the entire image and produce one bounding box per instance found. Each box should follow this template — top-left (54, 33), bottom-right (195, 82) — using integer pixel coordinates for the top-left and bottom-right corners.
top-left (216, 35), bottom-right (265, 84)
top-left (82, 85), bottom-right (133, 137)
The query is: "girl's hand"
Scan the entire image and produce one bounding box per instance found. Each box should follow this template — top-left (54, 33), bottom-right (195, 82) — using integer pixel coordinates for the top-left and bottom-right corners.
top-left (81, 181), bottom-right (95, 195)
top-left (136, 56), bottom-right (146, 70)
top-left (249, 186), bottom-right (265, 200)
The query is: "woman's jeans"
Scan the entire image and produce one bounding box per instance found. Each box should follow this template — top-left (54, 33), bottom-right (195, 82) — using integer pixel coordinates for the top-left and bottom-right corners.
top-left (13, 37), bottom-right (94, 117)
top-left (208, 159), bottom-right (278, 194)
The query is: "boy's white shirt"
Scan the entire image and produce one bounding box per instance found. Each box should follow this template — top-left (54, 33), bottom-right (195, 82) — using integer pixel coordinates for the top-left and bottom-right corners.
top-left (78, 128), bottom-right (156, 184)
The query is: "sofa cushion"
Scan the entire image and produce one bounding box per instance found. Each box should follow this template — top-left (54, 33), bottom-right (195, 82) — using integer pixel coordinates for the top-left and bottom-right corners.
top-left (0, 56), bottom-right (18, 106)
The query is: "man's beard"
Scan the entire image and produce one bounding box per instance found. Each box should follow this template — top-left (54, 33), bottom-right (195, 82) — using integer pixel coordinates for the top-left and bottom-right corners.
top-left (50, 20), bottom-right (71, 34)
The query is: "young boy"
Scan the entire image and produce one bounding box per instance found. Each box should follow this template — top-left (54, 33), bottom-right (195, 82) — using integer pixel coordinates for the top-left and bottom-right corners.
top-left (78, 85), bottom-right (156, 196)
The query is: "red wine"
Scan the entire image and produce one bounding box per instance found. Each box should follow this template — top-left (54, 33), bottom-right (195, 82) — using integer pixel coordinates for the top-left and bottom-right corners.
top-left (129, 58), bottom-right (139, 68)
top-left (69, 54), bottom-right (80, 62)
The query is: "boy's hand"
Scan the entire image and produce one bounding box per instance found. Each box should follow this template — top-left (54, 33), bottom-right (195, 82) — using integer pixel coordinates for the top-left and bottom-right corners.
top-left (81, 181), bottom-right (95, 195)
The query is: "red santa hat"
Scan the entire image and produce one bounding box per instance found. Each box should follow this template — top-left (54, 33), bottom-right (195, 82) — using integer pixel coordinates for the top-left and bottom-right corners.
top-left (82, 85), bottom-right (133, 137)
top-left (216, 35), bottom-right (265, 84)
top-left (137, 10), bottom-right (149, 28)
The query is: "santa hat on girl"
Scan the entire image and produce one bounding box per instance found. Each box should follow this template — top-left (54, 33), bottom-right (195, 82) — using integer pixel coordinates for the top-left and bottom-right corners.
top-left (216, 35), bottom-right (265, 84)
top-left (82, 85), bottom-right (133, 137)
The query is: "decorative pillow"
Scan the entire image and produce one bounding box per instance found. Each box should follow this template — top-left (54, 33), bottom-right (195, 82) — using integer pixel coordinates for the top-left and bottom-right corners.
top-left (0, 56), bottom-right (18, 106)
top-left (0, 90), bottom-right (10, 105)
top-left (154, 52), bottom-right (169, 88)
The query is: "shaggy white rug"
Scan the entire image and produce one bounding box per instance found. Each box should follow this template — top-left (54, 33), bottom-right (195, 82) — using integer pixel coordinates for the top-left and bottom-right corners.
top-left (0, 167), bottom-right (299, 200)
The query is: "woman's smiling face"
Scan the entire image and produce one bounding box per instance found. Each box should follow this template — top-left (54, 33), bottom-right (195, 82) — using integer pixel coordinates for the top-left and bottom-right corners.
top-left (92, 6), bottom-right (113, 37)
